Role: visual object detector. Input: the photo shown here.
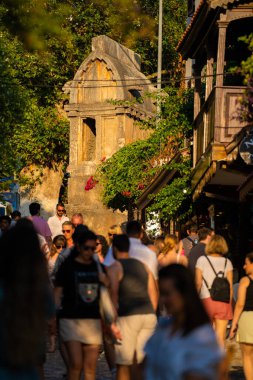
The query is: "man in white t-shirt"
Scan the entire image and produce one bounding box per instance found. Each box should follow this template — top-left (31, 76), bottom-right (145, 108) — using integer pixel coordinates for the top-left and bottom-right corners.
top-left (104, 221), bottom-right (158, 281)
top-left (126, 221), bottom-right (158, 281)
top-left (48, 203), bottom-right (69, 239)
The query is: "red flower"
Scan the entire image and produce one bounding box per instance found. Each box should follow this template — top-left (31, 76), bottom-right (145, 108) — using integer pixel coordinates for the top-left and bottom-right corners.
top-left (138, 183), bottom-right (145, 190)
top-left (85, 176), bottom-right (98, 191)
top-left (101, 156), bottom-right (106, 162)
top-left (122, 191), bottom-right (132, 197)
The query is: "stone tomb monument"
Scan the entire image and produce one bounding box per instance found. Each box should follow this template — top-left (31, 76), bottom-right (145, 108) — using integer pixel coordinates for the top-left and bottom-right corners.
top-left (64, 35), bottom-right (155, 234)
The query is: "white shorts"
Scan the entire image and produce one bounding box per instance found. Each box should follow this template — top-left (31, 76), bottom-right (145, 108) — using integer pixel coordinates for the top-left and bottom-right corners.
top-left (60, 318), bottom-right (102, 345)
top-left (115, 314), bottom-right (157, 365)
top-left (237, 311), bottom-right (253, 344)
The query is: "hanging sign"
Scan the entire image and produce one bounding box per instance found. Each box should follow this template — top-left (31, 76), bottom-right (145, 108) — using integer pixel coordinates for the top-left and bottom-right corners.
top-left (240, 135), bottom-right (253, 165)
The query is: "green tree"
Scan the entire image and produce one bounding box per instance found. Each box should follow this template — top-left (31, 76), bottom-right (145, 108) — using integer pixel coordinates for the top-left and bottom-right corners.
top-left (0, 26), bottom-right (69, 183)
top-left (237, 34), bottom-right (253, 123)
top-left (0, 0), bottom-right (187, 193)
top-left (0, 0), bottom-right (71, 51)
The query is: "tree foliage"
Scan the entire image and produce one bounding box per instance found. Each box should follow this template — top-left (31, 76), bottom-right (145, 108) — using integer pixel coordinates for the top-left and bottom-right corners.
top-left (98, 89), bottom-right (193, 222)
top-left (0, 27), bottom-right (69, 182)
top-left (0, 0), bottom-right (71, 51)
top-left (0, 0), bottom-right (187, 194)
top-left (237, 34), bottom-right (253, 123)
top-left (65, 0), bottom-right (186, 75)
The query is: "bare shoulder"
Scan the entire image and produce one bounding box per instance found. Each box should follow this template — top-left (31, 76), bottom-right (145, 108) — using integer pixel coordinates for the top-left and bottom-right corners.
top-left (239, 276), bottom-right (250, 287)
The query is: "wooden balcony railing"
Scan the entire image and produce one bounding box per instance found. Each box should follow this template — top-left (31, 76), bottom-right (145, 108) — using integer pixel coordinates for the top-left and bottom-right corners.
top-left (193, 86), bottom-right (247, 166)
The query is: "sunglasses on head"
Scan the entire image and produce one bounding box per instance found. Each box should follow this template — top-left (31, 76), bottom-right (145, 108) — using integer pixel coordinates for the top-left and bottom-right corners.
top-left (62, 229), bottom-right (71, 233)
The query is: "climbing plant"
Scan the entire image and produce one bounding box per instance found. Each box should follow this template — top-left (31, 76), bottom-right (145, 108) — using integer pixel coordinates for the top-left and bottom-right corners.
top-left (236, 34), bottom-right (253, 123)
top-left (97, 88), bottom-right (193, 222)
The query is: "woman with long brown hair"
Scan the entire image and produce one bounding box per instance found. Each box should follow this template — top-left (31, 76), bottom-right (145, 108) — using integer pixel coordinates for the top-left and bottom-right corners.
top-left (145, 264), bottom-right (223, 380)
top-left (0, 218), bottom-right (52, 380)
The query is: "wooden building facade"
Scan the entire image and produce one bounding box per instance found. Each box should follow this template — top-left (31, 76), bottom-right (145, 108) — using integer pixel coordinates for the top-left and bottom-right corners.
top-left (178, 0), bottom-right (253, 268)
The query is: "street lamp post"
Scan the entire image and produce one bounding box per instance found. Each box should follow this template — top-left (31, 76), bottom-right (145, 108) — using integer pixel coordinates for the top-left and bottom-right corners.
top-left (157, 0), bottom-right (163, 117)
top-left (157, 0), bottom-right (163, 92)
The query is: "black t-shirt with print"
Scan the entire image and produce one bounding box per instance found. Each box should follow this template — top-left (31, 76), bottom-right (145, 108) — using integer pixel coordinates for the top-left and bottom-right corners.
top-left (54, 256), bottom-right (102, 319)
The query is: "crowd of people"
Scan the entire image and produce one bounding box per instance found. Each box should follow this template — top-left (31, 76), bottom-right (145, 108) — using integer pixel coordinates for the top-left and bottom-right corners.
top-left (0, 203), bottom-right (253, 380)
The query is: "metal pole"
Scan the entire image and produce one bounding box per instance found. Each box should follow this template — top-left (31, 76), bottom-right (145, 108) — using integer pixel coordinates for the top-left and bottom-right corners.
top-left (157, 0), bottom-right (163, 91)
top-left (157, 0), bottom-right (163, 117)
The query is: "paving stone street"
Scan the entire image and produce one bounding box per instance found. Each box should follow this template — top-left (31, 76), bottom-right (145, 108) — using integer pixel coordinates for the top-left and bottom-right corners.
top-left (229, 341), bottom-right (245, 380)
top-left (44, 340), bottom-right (245, 380)
top-left (44, 349), bottom-right (111, 380)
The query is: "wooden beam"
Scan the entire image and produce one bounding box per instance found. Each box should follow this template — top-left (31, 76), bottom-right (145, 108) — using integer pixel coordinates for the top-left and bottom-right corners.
top-left (204, 192), bottom-right (238, 203)
top-left (216, 18), bottom-right (228, 87)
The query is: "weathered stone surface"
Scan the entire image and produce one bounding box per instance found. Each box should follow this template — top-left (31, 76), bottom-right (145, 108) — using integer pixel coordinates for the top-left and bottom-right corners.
top-left (92, 35), bottom-right (141, 70)
top-left (64, 36), bottom-right (156, 235)
top-left (20, 166), bottom-right (63, 219)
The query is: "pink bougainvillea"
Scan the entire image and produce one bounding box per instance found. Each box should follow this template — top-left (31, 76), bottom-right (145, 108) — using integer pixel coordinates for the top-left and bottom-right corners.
top-left (85, 176), bottom-right (98, 191)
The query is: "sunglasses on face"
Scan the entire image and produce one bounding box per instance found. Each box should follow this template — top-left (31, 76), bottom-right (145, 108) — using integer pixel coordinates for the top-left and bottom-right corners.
top-left (62, 229), bottom-right (71, 233)
top-left (96, 242), bottom-right (102, 246)
top-left (56, 245), bottom-right (64, 249)
top-left (57, 209), bottom-right (65, 212)
top-left (81, 245), bottom-right (96, 252)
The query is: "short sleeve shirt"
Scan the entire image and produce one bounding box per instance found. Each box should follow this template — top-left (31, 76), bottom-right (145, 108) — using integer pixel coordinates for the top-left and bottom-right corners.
top-left (31, 216), bottom-right (52, 238)
top-left (129, 238), bottom-right (158, 280)
top-left (54, 257), bottom-right (102, 319)
top-left (145, 320), bottom-right (223, 380)
top-left (104, 240), bottom-right (158, 280)
top-left (196, 255), bottom-right (233, 299)
top-left (182, 235), bottom-right (199, 257)
top-left (103, 246), bottom-right (115, 267)
top-left (47, 215), bottom-right (69, 239)
top-left (188, 242), bottom-right (206, 273)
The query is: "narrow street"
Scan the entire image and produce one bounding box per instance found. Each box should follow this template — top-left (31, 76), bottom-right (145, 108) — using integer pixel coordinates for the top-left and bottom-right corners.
top-left (44, 341), bottom-right (245, 380)
top-left (44, 349), bottom-right (111, 380)
top-left (229, 341), bottom-right (245, 380)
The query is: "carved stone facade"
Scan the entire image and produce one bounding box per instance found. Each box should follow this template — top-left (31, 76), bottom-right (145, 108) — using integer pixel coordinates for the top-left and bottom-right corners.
top-left (64, 36), bottom-right (155, 234)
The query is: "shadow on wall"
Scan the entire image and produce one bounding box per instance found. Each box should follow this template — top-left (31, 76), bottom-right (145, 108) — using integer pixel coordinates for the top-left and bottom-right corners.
top-left (19, 200), bottom-right (53, 220)
top-left (19, 166), bottom-right (64, 219)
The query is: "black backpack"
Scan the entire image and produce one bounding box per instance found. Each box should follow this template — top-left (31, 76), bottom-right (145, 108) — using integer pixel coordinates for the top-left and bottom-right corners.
top-left (203, 256), bottom-right (230, 303)
top-left (186, 236), bottom-right (198, 247)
